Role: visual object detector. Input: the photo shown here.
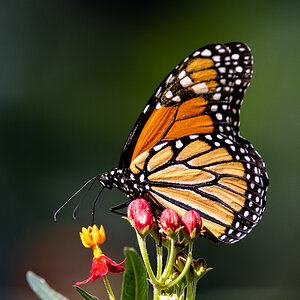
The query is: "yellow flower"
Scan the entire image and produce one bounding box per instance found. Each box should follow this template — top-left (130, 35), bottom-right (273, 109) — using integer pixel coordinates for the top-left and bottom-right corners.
top-left (79, 224), bottom-right (105, 248)
top-left (79, 225), bottom-right (105, 258)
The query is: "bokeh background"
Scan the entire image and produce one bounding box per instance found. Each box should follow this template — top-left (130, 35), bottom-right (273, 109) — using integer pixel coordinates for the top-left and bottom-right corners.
top-left (1, 0), bottom-right (299, 299)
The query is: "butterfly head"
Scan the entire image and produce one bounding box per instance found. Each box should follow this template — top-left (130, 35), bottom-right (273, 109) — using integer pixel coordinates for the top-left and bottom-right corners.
top-left (97, 171), bottom-right (115, 190)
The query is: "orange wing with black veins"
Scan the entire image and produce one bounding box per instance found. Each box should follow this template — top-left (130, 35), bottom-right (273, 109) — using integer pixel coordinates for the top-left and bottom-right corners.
top-left (119, 42), bottom-right (253, 168)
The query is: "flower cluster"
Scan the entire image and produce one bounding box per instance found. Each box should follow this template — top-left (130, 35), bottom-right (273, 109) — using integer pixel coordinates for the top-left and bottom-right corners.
top-left (74, 200), bottom-right (210, 300)
top-left (126, 198), bottom-right (211, 299)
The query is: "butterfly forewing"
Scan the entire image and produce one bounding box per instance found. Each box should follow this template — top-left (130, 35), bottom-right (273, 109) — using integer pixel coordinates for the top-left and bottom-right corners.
top-left (119, 43), bottom-right (253, 169)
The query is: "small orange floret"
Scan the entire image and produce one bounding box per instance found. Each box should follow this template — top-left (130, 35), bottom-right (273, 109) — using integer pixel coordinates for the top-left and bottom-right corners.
top-left (79, 225), bottom-right (106, 248)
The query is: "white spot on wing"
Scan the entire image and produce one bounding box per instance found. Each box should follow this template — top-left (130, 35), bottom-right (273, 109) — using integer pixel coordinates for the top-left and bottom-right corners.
top-left (165, 90), bottom-right (173, 99)
top-left (175, 140), bottom-right (183, 148)
top-left (166, 74), bottom-right (174, 84)
top-left (153, 142), bottom-right (167, 152)
top-left (236, 66), bottom-right (243, 73)
top-left (192, 82), bottom-right (209, 94)
top-left (172, 95), bottom-right (181, 102)
top-left (201, 49), bottom-right (212, 57)
top-left (211, 105), bottom-right (218, 112)
top-left (155, 86), bottom-right (162, 97)
top-left (178, 70), bottom-right (186, 80)
top-left (213, 93), bottom-right (221, 100)
top-left (156, 102), bottom-right (162, 109)
top-left (212, 55), bottom-right (221, 62)
top-left (143, 104), bottom-right (150, 114)
top-left (180, 76), bottom-right (193, 88)
top-left (216, 113), bottom-right (223, 120)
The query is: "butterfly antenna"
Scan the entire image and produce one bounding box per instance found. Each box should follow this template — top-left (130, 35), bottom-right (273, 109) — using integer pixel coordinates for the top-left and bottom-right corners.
top-left (72, 178), bottom-right (97, 220)
top-left (91, 185), bottom-right (104, 225)
top-left (54, 176), bottom-right (97, 221)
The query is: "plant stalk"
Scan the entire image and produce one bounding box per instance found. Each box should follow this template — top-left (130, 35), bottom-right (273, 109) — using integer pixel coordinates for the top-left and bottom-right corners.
top-left (102, 276), bottom-right (115, 300)
top-left (164, 242), bottom-right (193, 289)
top-left (136, 230), bottom-right (160, 286)
top-left (160, 237), bottom-right (175, 282)
top-left (156, 244), bottom-right (163, 279)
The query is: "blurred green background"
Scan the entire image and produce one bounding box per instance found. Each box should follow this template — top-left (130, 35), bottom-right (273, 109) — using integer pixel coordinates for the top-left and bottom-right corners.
top-left (1, 0), bottom-right (299, 299)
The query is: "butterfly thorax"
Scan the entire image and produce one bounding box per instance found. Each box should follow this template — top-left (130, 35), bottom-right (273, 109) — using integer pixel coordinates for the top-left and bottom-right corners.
top-left (98, 168), bottom-right (144, 199)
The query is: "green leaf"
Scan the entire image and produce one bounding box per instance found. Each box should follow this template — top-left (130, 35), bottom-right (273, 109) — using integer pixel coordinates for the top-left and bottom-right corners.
top-left (73, 285), bottom-right (100, 300)
top-left (121, 247), bottom-right (148, 300)
top-left (26, 271), bottom-right (69, 300)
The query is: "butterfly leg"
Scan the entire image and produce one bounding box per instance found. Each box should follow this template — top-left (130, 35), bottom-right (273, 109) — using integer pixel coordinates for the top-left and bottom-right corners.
top-left (109, 200), bottom-right (133, 216)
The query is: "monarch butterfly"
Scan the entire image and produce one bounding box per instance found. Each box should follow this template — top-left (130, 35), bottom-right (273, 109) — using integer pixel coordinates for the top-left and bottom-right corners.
top-left (58, 42), bottom-right (269, 244)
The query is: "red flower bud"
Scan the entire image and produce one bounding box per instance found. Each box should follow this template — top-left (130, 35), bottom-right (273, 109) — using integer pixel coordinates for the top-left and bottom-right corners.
top-left (127, 198), bottom-right (151, 220)
top-left (160, 209), bottom-right (181, 236)
top-left (181, 210), bottom-right (202, 240)
top-left (133, 209), bottom-right (155, 237)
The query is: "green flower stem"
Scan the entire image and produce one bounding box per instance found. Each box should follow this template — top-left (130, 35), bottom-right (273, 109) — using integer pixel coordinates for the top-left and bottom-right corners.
top-left (153, 286), bottom-right (162, 300)
top-left (159, 237), bottom-right (175, 282)
top-left (179, 290), bottom-right (185, 300)
top-left (156, 244), bottom-right (163, 279)
top-left (186, 281), bottom-right (193, 300)
top-left (192, 280), bottom-right (198, 300)
top-left (178, 286), bottom-right (185, 300)
top-left (136, 230), bottom-right (160, 286)
top-left (164, 242), bottom-right (193, 289)
top-left (102, 275), bottom-right (115, 300)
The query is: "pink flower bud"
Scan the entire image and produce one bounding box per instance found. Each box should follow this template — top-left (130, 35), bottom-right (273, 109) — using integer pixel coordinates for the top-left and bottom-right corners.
top-left (127, 198), bottom-right (151, 220)
top-left (133, 209), bottom-right (154, 237)
top-left (181, 210), bottom-right (202, 240)
top-left (160, 209), bottom-right (181, 236)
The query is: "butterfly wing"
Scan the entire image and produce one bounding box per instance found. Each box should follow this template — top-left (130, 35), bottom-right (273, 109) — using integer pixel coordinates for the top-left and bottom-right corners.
top-left (118, 42), bottom-right (268, 243)
top-left (129, 134), bottom-right (268, 244)
top-left (119, 42), bottom-right (253, 169)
